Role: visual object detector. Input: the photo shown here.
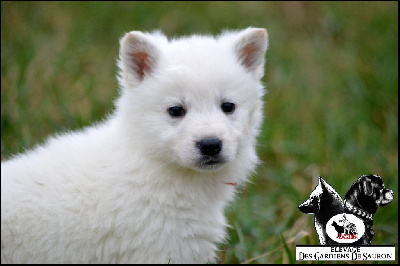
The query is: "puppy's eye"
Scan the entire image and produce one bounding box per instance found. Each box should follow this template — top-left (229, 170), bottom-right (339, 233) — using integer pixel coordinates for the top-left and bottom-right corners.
top-left (221, 102), bottom-right (235, 114)
top-left (168, 106), bottom-right (185, 117)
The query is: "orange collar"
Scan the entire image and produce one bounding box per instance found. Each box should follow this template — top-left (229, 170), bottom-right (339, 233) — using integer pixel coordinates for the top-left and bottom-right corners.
top-left (223, 182), bottom-right (237, 186)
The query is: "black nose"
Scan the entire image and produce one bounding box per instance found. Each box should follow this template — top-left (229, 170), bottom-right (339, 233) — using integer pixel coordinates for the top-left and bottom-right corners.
top-left (196, 138), bottom-right (222, 156)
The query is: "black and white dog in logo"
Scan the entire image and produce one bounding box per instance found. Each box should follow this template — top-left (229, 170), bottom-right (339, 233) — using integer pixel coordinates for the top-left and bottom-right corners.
top-left (326, 213), bottom-right (365, 244)
top-left (299, 175), bottom-right (394, 245)
top-left (344, 174), bottom-right (394, 245)
top-left (331, 215), bottom-right (357, 237)
top-left (298, 177), bottom-right (344, 245)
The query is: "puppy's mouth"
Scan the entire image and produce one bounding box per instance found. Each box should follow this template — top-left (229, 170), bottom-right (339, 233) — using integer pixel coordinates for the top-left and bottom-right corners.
top-left (197, 156), bottom-right (226, 170)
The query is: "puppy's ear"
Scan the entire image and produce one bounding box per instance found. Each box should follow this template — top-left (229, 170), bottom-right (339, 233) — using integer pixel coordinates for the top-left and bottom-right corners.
top-left (362, 178), bottom-right (373, 196)
top-left (119, 31), bottom-right (160, 86)
top-left (235, 28), bottom-right (268, 79)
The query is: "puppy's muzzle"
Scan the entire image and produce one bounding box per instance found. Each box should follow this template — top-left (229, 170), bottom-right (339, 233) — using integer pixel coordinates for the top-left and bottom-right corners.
top-left (196, 138), bottom-right (222, 156)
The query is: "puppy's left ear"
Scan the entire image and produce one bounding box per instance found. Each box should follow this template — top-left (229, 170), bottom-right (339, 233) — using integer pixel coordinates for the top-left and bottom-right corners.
top-left (235, 28), bottom-right (269, 79)
top-left (362, 177), bottom-right (373, 196)
top-left (119, 31), bottom-right (161, 87)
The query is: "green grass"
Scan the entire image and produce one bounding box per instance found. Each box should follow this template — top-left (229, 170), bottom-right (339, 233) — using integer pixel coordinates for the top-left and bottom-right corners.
top-left (1, 1), bottom-right (398, 264)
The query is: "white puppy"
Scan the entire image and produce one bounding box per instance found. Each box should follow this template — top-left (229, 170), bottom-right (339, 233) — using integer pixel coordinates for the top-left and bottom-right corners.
top-left (1, 28), bottom-right (268, 263)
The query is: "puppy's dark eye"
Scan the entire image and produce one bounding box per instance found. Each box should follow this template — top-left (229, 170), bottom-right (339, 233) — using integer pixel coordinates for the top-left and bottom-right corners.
top-left (168, 106), bottom-right (185, 117)
top-left (221, 102), bottom-right (235, 114)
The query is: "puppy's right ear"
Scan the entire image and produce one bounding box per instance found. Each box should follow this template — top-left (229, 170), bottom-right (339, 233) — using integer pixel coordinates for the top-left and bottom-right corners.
top-left (119, 31), bottom-right (160, 86)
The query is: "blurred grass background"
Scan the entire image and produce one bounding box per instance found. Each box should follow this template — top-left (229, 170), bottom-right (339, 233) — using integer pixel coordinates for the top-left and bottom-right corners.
top-left (1, 1), bottom-right (398, 264)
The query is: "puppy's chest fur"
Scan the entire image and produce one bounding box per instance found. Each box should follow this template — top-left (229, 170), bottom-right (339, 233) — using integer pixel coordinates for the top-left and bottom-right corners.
top-left (91, 177), bottom-right (230, 263)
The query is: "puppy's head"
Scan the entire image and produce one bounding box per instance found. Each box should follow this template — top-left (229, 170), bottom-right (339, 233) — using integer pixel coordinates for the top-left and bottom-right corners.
top-left (116, 29), bottom-right (268, 176)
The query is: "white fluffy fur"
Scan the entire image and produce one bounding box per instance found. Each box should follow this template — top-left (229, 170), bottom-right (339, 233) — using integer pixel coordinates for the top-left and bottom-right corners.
top-left (1, 28), bottom-right (268, 263)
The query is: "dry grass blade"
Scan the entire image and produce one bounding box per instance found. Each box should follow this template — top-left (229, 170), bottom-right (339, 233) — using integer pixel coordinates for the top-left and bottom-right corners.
top-left (241, 231), bottom-right (311, 264)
